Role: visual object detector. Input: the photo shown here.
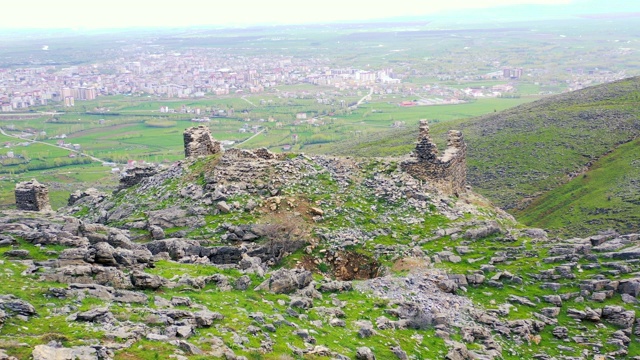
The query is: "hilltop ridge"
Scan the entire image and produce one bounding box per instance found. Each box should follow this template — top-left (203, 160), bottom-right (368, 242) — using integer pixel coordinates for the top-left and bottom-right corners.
top-left (1, 123), bottom-right (640, 359)
top-left (313, 76), bottom-right (640, 237)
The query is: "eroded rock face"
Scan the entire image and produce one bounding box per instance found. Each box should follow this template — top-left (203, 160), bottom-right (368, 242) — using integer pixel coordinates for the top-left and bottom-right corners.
top-left (183, 125), bottom-right (221, 158)
top-left (401, 120), bottom-right (467, 196)
top-left (15, 179), bottom-right (51, 211)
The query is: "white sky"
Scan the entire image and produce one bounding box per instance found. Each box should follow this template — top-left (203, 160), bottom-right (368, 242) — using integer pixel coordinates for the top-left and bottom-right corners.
top-left (3, 0), bottom-right (577, 29)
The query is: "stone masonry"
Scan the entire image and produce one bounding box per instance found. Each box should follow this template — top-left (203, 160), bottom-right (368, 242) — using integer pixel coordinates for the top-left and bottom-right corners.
top-left (183, 125), bottom-right (222, 158)
top-left (15, 179), bottom-right (52, 211)
top-left (401, 119), bottom-right (467, 195)
top-left (119, 164), bottom-right (159, 190)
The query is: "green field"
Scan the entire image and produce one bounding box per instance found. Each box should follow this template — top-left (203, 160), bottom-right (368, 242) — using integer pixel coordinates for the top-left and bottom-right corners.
top-left (0, 92), bottom-right (539, 210)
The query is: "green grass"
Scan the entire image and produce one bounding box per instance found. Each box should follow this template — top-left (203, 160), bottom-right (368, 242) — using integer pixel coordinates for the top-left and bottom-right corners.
top-left (518, 138), bottom-right (640, 237)
top-left (314, 76), bottom-right (640, 237)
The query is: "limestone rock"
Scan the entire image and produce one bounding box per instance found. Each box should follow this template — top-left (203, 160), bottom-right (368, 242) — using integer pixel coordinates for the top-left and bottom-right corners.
top-left (0, 295), bottom-right (36, 316)
top-left (445, 342), bottom-right (472, 360)
top-left (318, 280), bottom-right (353, 292)
top-left (255, 268), bottom-right (313, 294)
top-left (194, 310), bottom-right (224, 327)
top-left (75, 307), bottom-right (114, 323)
top-left (176, 340), bottom-right (204, 355)
top-left (234, 275), bottom-right (252, 290)
top-left (149, 225), bottom-right (165, 240)
top-left (130, 270), bottom-right (165, 290)
top-left (602, 305), bottom-right (635, 328)
top-left (32, 344), bottom-right (98, 360)
top-left (356, 346), bottom-right (376, 360)
top-left (68, 188), bottom-right (107, 207)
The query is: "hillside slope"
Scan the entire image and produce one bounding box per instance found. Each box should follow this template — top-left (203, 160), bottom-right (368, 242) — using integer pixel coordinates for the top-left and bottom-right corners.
top-left (459, 76), bottom-right (640, 212)
top-left (517, 137), bottom-right (640, 236)
top-left (313, 77), bottom-right (640, 236)
top-left (2, 128), bottom-right (640, 359)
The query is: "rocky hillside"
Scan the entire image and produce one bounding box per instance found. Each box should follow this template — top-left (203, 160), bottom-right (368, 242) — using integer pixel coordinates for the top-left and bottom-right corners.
top-left (1, 126), bottom-right (640, 360)
top-left (312, 76), bottom-right (640, 237)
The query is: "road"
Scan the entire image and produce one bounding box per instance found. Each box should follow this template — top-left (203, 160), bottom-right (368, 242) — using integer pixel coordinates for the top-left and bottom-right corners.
top-left (240, 96), bottom-right (257, 107)
top-left (0, 127), bottom-right (117, 166)
top-left (230, 128), bottom-right (266, 148)
top-left (357, 87), bottom-right (374, 106)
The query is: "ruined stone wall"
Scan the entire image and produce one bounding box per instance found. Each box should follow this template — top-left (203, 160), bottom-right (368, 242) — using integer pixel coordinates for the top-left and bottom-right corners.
top-left (207, 148), bottom-right (286, 184)
top-left (119, 164), bottom-right (159, 190)
top-left (183, 125), bottom-right (222, 158)
top-left (401, 120), bottom-right (467, 195)
top-left (15, 179), bottom-right (52, 211)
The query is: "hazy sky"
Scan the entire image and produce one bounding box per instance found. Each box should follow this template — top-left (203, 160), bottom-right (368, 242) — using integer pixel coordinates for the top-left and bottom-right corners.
top-left (2, 0), bottom-right (633, 29)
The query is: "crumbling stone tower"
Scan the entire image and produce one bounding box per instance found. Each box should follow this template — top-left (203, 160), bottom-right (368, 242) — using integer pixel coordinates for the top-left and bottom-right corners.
top-left (15, 179), bottom-right (52, 211)
top-left (401, 119), bottom-right (467, 196)
top-left (183, 125), bottom-right (222, 158)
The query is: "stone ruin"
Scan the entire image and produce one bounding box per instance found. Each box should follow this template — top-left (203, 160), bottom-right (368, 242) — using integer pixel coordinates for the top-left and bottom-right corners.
top-left (68, 188), bottom-right (108, 206)
top-left (119, 164), bottom-right (158, 190)
top-left (15, 179), bottom-right (52, 211)
top-left (401, 119), bottom-right (467, 196)
top-left (183, 125), bottom-right (222, 158)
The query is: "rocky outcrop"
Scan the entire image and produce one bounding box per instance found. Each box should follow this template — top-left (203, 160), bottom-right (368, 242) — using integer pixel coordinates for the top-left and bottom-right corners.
top-left (183, 125), bottom-right (221, 158)
top-left (401, 120), bottom-right (467, 196)
top-left (68, 188), bottom-right (108, 207)
top-left (15, 179), bottom-right (51, 211)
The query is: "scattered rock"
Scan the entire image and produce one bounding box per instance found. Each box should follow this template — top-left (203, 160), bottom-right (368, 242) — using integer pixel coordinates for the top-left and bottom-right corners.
top-left (356, 346), bottom-right (376, 360)
top-left (255, 268), bottom-right (313, 294)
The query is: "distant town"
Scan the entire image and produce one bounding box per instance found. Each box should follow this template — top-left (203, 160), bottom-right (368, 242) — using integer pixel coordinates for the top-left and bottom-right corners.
top-left (0, 45), bottom-right (628, 112)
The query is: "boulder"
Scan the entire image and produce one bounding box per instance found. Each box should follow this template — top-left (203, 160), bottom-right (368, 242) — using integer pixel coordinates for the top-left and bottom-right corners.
top-left (176, 340), bottom-right (204, 355)
top-left (602, 305), bottom-right (635, 328)
top-left (32, 344), bottom-right (98, 360)
top-left (618, 278), bottom-right (640, 297)
top-left (234, 275), bottom-right (252, 290)
top-left (92, 242), bottom-right (117, 266)
top-left (318, 280), bottom-right (353, 293)
top-left (438, 280), bottom-right (458, 294)
top-left (445, 342), bottom-right (472, 360)
top-left (76, 308), bottom-right (114, 323)
top-left (356, 347), bottom-right (376, 360)
top-left (194, 310), bottom-right (224, 327)
top-left (149, 225), bottom-right (165, 240)
top-left (552, 326), bottom-right (568, 339)
top-left (463, 222), bottom-right (501, 240)
top-left (130, 271), bottom-right (164, 290)
top-left (255, 268), bottom-right (313, 294)
top-left (0, 295), bottom-right (36, 316)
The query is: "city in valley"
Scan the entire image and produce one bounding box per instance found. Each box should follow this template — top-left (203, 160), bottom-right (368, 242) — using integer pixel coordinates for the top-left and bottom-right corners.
top-left (2, 2), bottom-right (640, 360)
top-left (1, 17), bottom-right (638, 208)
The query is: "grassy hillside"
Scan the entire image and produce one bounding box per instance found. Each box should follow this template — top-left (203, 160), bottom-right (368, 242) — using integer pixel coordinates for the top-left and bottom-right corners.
top-left (311, 77), bottom-right (640, 236)
top-left (4, 150), bottom-right (640, 359)
top-left (517, 137), bottom-right (640, 236)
